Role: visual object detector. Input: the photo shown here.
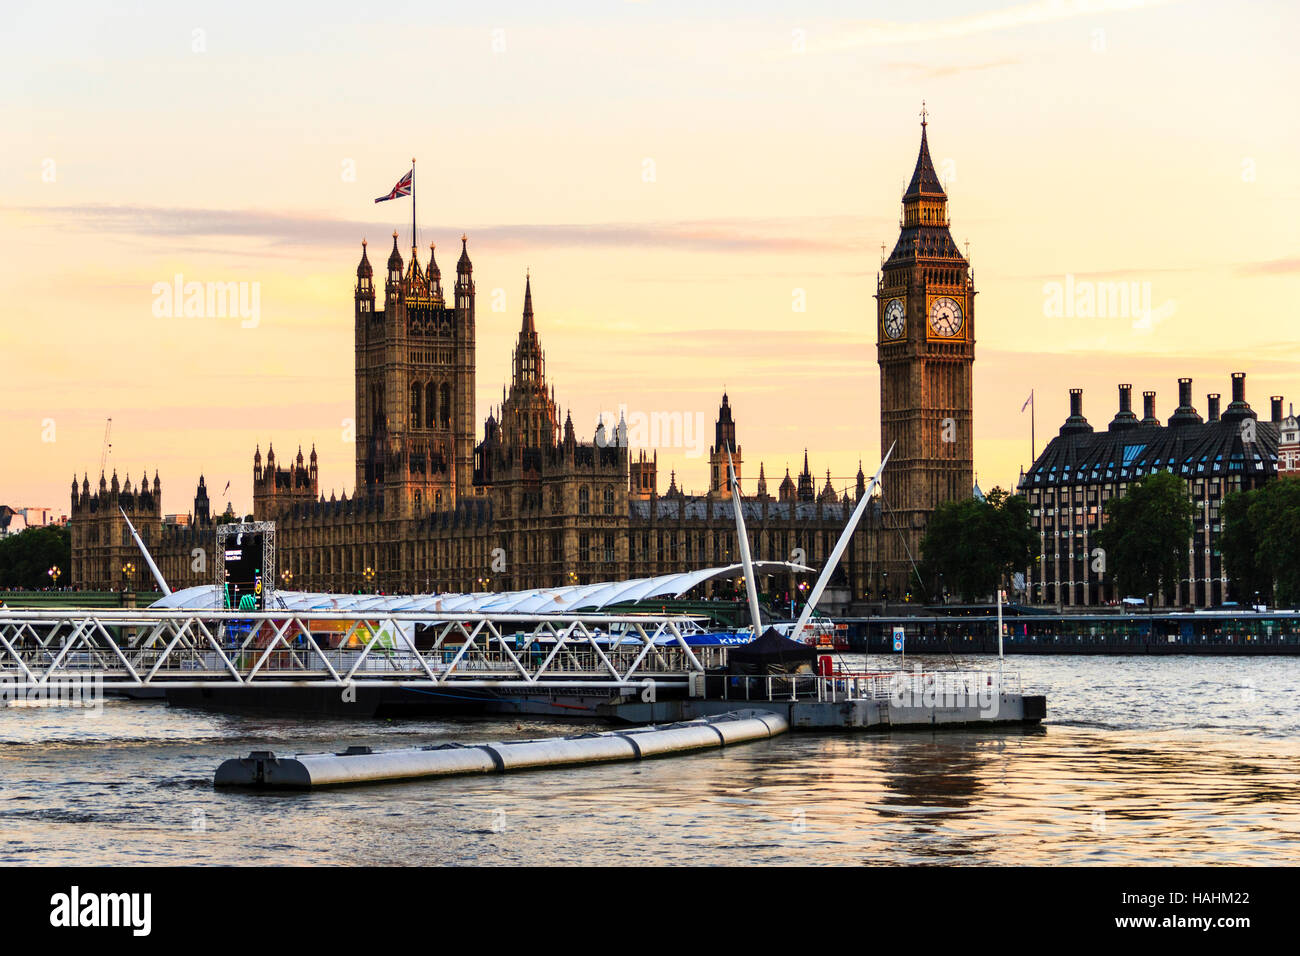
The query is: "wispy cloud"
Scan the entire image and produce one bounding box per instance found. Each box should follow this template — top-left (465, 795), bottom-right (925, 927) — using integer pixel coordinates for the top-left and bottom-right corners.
top-left (12, 204), bottom-right (881, 255)
top-left (816, 0), bottom-right (1181, 51)
top-left (1011, 264), bottom-right (1205, 281)
top-left (888, 56), bottom-right (1025, 80)
top-left (1238, 256), bottom-right (1300, 276)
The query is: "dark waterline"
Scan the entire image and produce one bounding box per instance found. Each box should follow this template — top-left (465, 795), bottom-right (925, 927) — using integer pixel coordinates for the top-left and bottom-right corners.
top-left (2, 655), bottom-right (1298, 865)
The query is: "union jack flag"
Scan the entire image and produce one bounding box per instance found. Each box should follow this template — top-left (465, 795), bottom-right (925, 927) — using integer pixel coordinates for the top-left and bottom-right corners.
top-left (375, 167), bottom-right (413, 203)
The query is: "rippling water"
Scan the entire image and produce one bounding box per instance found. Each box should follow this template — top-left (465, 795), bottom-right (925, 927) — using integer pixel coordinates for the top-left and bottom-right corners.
top-left (2, 655), bottom-right (1298, 865)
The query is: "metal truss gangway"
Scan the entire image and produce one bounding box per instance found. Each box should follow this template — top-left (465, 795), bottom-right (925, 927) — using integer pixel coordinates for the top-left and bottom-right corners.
top-left (0, 608), bottom-right (712, 693)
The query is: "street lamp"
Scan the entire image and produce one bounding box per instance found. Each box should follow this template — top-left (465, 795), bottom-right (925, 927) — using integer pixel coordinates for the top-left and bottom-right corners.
top-left (362, 566), bottom-right (375, 593)
top-left (281, 569), bottom-right (293, 588)
top-left (120, 562), bottom-right (135, 590)
top-left (47, 565), bottom-right (61, 589)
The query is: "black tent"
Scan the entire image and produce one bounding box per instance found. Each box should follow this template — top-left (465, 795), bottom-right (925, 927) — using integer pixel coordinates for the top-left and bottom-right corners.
top-left (726, 628), bottom-right (820, 675)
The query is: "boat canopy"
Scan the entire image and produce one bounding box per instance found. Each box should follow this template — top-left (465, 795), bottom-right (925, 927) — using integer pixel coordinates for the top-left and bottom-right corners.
top-left (150, 561), bottom-right (811, 616)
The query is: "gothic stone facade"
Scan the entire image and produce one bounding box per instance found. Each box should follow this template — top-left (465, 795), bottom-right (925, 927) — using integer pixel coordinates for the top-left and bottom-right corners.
top-left (875, 116), bottom-right (976, 588)
top-left (70, 120), bottom-right (967, 603)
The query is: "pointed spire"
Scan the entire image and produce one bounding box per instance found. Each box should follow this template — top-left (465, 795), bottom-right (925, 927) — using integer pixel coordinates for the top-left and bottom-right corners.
top-left (406, 241), bottom-right (422, 281)
top-left (357, 238), bottom-right (372, 279)
top-left (904, 103), bottom-right (946, 201)
top-left (522, 273), bottom-right (535, 333)
top-left (457, 233), bottom-right (472, 274)
top-left (428, 242), bottom-right (440, 281)
top-left (387, 231), bottom-right (403, 273)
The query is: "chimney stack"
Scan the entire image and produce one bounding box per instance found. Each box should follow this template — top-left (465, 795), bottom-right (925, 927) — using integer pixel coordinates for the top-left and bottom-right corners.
top-left (1142, 390), bottom-right (1158, 426)
top-left (1168, 377), bottom-right (1202, 427)
top-left (1222, 371), bottom-right (1255, 423)
top-left (1207, 393), bottom-right (1221, 422)
top-left (1109, 383), bottom-right (1138, 430)
top-left (1060, 387), bottom-right (1093, 436)
top-left (1271, 396), bottom-right (1284, 423)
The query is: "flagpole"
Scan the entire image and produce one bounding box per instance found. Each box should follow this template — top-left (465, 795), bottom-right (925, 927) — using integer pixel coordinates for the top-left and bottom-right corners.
top-left (411, 157), bottom-right (416, 252)
top-left (1031, 388), bottom-right (1036, 462)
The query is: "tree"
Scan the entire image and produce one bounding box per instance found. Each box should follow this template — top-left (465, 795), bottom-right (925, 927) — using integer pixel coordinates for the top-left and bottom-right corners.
top-left (1246, 478), bottom-right (1300, 607)
top-left (1094, 470), bottom-right (1195, 601)
top-left (920, 487), bottom-right (1037, 603)
top-left (1220, 488), bottom-right (1264, 603)
top-left (0, 525), bottom-right (71, 589)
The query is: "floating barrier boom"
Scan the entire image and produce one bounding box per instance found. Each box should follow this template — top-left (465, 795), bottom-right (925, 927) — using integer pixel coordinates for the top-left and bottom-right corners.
top-left (214, 709), bottom-right (788, 789)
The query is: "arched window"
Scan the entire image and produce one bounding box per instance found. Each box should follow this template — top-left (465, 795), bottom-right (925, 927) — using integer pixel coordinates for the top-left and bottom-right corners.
top-left (603, 487), bottom-right (614, 515)
top-left (410, 382), bottom-right (421, 425)
top-left (440, 383), bottom-right (452, 428)
top-left (578, 487), bottom-right (589, 515)
top-left (425, 383), bottom-right (436, 429)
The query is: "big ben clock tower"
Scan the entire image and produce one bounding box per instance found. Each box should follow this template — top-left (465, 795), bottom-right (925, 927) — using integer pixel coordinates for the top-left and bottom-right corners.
top-left (875, 107), bottom-right (975, 596)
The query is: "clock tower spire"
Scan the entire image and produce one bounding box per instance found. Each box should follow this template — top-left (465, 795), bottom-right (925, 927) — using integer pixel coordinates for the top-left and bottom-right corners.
top-left (875, 108), bottom-right (975, 593)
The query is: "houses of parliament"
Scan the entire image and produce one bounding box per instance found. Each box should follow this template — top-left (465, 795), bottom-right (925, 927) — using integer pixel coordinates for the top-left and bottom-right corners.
top-left (69, 117), bottom-right (977, 605)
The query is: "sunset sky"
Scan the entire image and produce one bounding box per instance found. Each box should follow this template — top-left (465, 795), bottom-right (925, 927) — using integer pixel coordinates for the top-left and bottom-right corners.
top-left (3, 0), bottom-right (1297, 516)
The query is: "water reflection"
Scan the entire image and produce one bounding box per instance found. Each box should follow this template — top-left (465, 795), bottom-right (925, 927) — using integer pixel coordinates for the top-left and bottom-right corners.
top-left (3, 656), bottom-right (1300, 864)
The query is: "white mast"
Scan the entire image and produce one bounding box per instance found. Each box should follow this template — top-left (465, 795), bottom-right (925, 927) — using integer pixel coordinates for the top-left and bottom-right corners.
top-left (727, 451), bottom-right (764, 636)
top-left (119, 507), bottom-right (171, 596)
top-left (790, 443), bottom-right (894, 643)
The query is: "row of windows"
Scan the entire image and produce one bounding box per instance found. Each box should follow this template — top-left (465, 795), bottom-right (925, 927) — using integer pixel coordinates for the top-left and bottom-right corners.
top-left (409, 381), bottom-right (454, 430)
top-left (575, 487), bottom-right (616, 516)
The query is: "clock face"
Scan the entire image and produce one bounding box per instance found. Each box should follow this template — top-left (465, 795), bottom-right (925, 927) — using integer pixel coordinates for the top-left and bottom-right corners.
top-left (928, 296), bottom-right (964, 337)
top-left (882, 298), bottom-right (905, 339)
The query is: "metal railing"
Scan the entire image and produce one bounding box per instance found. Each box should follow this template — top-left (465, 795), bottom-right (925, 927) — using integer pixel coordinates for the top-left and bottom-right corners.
top-left (713, 670), bottom-right (1021, 704)
top-left (0, 608), bottom-right (711, 691)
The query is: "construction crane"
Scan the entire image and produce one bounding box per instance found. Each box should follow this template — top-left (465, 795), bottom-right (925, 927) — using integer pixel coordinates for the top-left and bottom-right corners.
top-left (99, 418), bottom-right (112, 475)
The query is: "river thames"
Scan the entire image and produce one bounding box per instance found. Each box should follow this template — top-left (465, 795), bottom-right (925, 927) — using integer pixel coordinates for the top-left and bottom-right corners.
top-left (2, 654), bottom-right (1297, 866)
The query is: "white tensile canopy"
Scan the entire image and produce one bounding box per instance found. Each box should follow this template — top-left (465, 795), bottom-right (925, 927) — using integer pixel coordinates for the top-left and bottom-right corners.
top-left (150, 560), bottom-right (811, 615)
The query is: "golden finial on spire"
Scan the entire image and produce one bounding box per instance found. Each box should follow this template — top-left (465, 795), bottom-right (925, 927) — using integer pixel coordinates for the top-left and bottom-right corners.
top-left (920, 100), bottom-right (928, 127)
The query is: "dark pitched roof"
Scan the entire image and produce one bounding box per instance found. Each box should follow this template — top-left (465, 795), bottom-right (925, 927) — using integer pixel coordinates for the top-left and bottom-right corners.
top-left (1021, 418), bottom-right (1279, 489)
top-left (904, 123), bottom-right (947, 201)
